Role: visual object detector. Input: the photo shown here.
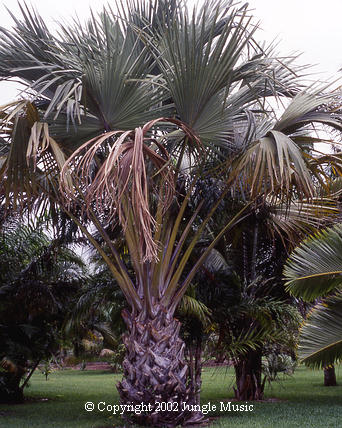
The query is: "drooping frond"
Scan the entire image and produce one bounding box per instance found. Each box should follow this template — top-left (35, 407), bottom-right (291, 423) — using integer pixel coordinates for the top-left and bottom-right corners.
top-left (0, 101), bottom-right (39, 209)
top-left (0, 101), bottom-right (73, 215)
top-left (232, 88), bottom-right (342, 200)
top-left (234, 129), bottom-right (314, 199)
top-left (268, 197), bottom-right (340, 245)
top-left (274, 89), bottom-right (342, 135)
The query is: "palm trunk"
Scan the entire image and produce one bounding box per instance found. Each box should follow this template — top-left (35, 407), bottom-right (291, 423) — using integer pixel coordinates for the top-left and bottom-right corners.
top-left (187, 336), bottom-right (203, 406)
top-left (234, 349), bottom-right (265, 401)
top-left (117, 306), bottom-right (204, 427)
top-left (215, 325), bottom-right (226, 363)
top-left (194, 336), bottom-right (203, 405)
top-left (324, 365), bottom-right (337, 386)
top-left (0, 369), bottom-right (25, 404)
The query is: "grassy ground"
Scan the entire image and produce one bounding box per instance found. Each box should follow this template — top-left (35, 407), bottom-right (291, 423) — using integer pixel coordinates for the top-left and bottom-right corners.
top-left (1, 365), bottom-right (342, 427)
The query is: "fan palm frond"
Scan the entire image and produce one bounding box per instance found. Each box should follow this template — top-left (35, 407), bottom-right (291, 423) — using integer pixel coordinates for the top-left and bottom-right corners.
top-left (231, 87), bottom-right (342, 200)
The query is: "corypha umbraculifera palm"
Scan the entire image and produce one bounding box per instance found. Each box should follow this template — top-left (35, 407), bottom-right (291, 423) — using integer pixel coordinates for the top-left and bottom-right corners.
top-left (2, 0), bottom-right (342, 425)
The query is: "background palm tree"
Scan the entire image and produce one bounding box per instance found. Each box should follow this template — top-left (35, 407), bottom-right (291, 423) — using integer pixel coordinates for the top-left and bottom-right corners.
top-left (196, 247), bottom-right (302, 400)
top-left (2, 1), bottom-right (342, 425)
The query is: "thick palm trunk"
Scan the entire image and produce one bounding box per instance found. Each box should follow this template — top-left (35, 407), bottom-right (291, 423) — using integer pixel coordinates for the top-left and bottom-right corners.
top-left (117, 306), bottom-right (204, 427)
top-left (234, 349), bottom-right (265, 401)
top-left (324, 365), bottom-right (337, 386)
top-left (0, 371), bottom-right (25, 404)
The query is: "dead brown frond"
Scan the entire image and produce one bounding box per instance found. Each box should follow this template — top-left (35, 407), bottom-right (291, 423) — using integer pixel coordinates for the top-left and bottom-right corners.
top-left (60, 118), bottom-right (201, 262)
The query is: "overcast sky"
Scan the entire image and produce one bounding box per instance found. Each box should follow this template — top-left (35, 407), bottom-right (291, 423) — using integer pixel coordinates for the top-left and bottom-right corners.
top-left (1, 0), bottom-right (342, 100)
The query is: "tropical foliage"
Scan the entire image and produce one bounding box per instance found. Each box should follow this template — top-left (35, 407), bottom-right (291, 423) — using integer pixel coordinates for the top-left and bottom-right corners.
top-left (187, 170), bottom-right (337, 399)
top-left (0, 217), bottom-right (86, 402)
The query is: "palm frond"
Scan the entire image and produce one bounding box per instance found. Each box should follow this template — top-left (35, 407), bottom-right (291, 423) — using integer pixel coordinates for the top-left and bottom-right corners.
top-left (268, 197), bottom-right (340, 245)
top-left (202, 248), bottom-right (231, 274)
top-left (177, 294), bottom-right (211, 327)
top-left (234, 128), bottom-right (314, 199)
top-left (152, 2), bottom-right (256, 138)
top-left (284, 223), bottom-right (342, 300)
top-left (0, 216), bottom-right (86, 284)
top-left (299, 291), bottom-right (342, 368)
top-left (0, 4), bottom-right (169, 130)
top-left (274, 89), bottom-right (342, 135)
top-left (230, 84), bottom-right (342, 201)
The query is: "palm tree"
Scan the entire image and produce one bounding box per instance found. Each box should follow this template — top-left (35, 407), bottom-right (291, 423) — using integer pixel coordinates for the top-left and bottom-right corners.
top-left (1, 1), bottom-right (342, 425)
top-left (284, 223), bottom-right (342, 369)
top-left (196, 246), bottom-right (302, 400)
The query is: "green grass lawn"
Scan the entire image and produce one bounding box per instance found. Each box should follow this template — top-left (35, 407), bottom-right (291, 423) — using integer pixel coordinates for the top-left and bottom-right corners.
top-left (1, 365), bottom-right (342, 427)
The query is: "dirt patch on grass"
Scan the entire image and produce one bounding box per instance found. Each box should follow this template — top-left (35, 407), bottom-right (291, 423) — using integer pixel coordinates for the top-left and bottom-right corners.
top-left (63, 362), bottom-right (113, 371)
top-left (21, 396), bottom-right (53, 405)
top-left (0, 410), bottom-right (14, 416)
top-left (220, 397), bottom-right (286, 403)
